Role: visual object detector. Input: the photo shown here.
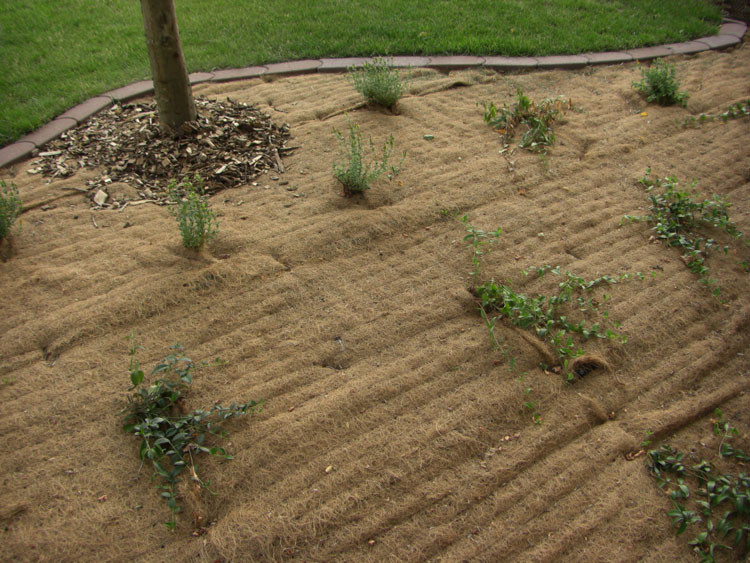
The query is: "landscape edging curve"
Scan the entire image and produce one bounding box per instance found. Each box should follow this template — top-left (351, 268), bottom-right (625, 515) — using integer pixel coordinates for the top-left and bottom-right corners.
top-left (0, 18), bottom-right (745, 170)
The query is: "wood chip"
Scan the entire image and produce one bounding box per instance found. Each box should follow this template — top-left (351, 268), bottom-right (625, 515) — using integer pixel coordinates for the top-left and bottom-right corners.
top-left (93, 190), bottom-right (108, 206)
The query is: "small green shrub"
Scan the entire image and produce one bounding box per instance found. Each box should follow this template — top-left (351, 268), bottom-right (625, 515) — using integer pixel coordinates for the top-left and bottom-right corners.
top-left (632, 59), bottom-right (689, 107)
top-left (332, 122), bottom-right (404, 195)
top-left (167, 174), bottom-right (218, 249)
top-left (0, 180), bottom-right (22, 242)
top-left (348, 57), bottom-right (410, 109)
top-left (122, 336), bottom-right (262, 531)
top-left (482, 88), bottom-right (570, 152)
top-left (623, 169), bottom-right (746, 293)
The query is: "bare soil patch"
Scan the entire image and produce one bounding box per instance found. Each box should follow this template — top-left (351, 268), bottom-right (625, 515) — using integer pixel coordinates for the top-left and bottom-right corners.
top-left (1, 44), bottom-right (749, 562)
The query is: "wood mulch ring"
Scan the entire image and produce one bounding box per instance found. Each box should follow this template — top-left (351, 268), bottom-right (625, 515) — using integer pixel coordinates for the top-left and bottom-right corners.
top-left (28, 96), bottom-right (294, 208)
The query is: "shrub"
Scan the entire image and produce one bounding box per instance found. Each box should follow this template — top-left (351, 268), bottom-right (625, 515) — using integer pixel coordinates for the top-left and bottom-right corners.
top-left (348, 57), bottom-right (410, 109)
top-left (167, 174), bottom-right (218, 249)
top-left (632, 59), bottom-right (689, 107)
top-left (0, 180), bottom-right (22, 242)
top-left (332, 122), bottom-right (404, 195)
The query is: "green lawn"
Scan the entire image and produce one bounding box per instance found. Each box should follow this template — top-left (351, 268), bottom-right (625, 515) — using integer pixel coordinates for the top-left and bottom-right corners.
top-left (1, 0), bottom-right (722, 147)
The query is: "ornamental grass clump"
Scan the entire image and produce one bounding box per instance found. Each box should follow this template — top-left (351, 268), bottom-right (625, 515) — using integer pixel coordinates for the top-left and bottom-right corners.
top-left (167, 174), bottom-right (218, 249)
top-left (0, 180), bottom-right (21, 242)
top-left (348, 57), bottom-right (410, 109)
top-left (632, 59), bottom-right (689, 107)
top-left (332, 122), bottom-right (404, 196)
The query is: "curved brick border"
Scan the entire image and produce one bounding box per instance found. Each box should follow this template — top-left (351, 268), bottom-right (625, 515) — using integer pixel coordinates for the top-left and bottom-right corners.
top-left (1, 18), bottom-right (745, 169)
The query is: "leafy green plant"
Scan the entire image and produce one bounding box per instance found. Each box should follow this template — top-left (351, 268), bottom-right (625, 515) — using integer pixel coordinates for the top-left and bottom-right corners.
top-left (482, 88), bottom-right (570, 152)
top-left (646, 417), bottom-right (750, 562)
top-left (455, 217), bottom-right (638, 378)
top-left (523, 386), bottom-right (542, 425)
top-left (122, 335), bottom-right (262, 531)
top-left (459, 214), bottom-right (503, 283)
top-left (471, 266), bottom-right (641, 379)
top-left (0, 180), bottom-right (22, 242)
top-left (623, 169), bottom-right (746, 294)
top-left (683, 100), bottom-right (750, 127)
top-left (332, 122), bottom-right (404, 195)
top-left (167, 174), bottom-right (218, 249)
top-left (348, 57), bottom-right (410, 109)
top-left (713, 409), bottom-right (750, 462)
top-left (632, 58), bottom-right (689, 107)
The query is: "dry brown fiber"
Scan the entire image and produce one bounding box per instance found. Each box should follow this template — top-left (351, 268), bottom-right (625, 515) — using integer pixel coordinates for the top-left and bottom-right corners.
top-left (0, 44), bottom-right (749, 561)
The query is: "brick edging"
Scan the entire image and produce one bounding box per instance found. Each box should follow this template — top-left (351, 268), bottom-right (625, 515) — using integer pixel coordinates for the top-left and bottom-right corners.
top-left (1, 18), bottom-right (745, 169)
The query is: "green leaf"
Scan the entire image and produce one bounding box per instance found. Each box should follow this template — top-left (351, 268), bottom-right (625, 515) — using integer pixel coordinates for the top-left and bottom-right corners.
top-left (152, 461), bottom-right (170, 479)
top-left (130, 369), bottom-right (144, 387)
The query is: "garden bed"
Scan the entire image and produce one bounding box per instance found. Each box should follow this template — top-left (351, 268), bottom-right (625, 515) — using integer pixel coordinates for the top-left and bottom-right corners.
top-left (1, 45), bottom-right (748, 561)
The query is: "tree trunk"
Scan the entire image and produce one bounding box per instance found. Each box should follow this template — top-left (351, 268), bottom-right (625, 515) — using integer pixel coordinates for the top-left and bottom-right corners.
top-left (140, 0), bottom-right (196, 131)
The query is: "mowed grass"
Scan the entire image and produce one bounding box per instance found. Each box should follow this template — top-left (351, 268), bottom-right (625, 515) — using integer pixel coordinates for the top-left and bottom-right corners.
top-left (1, 0), bottom-right (722, 147)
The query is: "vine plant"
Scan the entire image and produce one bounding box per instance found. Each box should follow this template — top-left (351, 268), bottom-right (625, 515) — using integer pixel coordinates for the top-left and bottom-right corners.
top-left (646, 410), bottom-right (749, 562)
top-left (623, 168), bottom-right (747, 295)
top-left (472, 265), bottom-right (641, 379)
top-left (121, 336), bottom-right (262, 530)
top-left (456, 214), bottom-right (640, 380)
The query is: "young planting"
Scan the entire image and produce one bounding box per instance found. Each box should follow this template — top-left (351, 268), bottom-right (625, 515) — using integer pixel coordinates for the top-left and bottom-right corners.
top-left (0, 180), bottom-right (21, 242)
top-left (167, 174), bottom-right (218, 249)
top-left (457, 216), bottom-right (638, 379)
top-left (623, 169), bottom-right (747, 294)
top-left (632, 58), bottom-right (689, 107)
top-left (523, 385), bottom-right (542, 425)
top-left (473, 266), bottom-right (640, 379)
top-left (458, 213), bottom-right (503, 282)
top-left (646, 411), bottom-right (749, 562)
top-left (682, 100), bottom-right (750, 127)
top-left (122, 336), bottom-right (262, 531)
top-left (348, 57), bottom-right (410, 109)
top-left (482, 88), bottom-right (570, 152)
top-left (332, 122), bottom-right (404, 196)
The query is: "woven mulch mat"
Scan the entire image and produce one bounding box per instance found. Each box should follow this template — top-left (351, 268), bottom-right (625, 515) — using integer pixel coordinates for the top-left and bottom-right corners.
top-left (28, 96), bottom-right (294, 208)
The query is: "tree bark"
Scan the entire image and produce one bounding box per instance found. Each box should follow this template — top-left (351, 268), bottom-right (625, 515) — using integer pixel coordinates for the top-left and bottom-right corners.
top-left (140, 0), bottom-right (196, 131)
